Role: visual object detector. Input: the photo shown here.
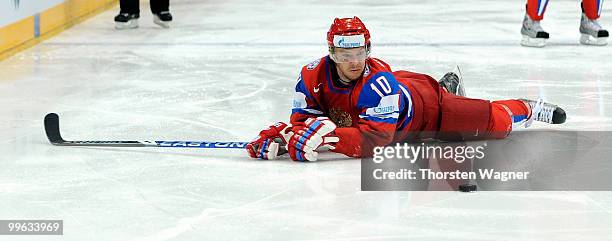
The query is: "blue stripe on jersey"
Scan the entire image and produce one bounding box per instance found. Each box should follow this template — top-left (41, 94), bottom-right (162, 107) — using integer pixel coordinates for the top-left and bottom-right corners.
top-left (295, 76), bottom-right (314, 100)
top-left (294, 75), bottom-right (325, 115)
top-left (513, 115), bottom-right (528, 123)
top-left (362, 115), bottom-right (399, 124)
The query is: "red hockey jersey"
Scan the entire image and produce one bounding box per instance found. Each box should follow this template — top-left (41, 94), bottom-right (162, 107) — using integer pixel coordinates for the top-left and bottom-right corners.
top-left (291, 56), bottom-right (414, 157)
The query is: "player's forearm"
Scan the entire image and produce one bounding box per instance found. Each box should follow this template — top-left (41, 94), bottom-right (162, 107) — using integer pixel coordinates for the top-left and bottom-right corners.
top-left (333, 126), bottom-right (394, 158)
top-left (332, 127), bottom-right (363, 157)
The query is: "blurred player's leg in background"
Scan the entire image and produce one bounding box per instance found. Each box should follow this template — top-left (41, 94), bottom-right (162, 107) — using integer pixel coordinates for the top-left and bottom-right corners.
top-left (580, 0), bottom-right (609, 45)
top-left (521, 0), bottom-right (550, 47)
top-left (151, 0), bottom-right (173, 28)
top-left (115, 0), bottom-right (140, 29)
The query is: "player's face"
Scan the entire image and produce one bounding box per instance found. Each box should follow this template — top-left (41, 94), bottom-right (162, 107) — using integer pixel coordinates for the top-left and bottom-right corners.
top-left (333, 47), bottom-right (367, 82)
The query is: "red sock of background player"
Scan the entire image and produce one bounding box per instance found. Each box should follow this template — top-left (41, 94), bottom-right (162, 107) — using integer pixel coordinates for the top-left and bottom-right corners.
top-left (526, 0), bottom-right (549, 21)
top-left (582, 0), bottom-right (601, 20)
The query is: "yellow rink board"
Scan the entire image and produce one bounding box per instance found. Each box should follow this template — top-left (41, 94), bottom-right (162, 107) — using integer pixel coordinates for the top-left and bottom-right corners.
top-left (0, 17), bottom-right (35, 57)
top-left (0, 0), bottom-right (116, 62)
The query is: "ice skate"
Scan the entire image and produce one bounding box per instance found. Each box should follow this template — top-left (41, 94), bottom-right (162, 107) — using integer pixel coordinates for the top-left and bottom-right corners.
top-left (579, 13), bottom-right (609, 46)
top-left (520, 98), bottom-right (566, 128)
top-left (438, 67), bottom-right (466, 97)
top-left (153, 11), bottom-right (173, 28)
top-left (521, 14), bottom-right (549, 47)
top-left (114, 13), bottom-right (139, 29)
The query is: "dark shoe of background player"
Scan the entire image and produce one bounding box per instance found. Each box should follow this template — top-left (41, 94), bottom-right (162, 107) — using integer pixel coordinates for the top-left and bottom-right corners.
top-left (153, 11), bottom-right (173, 28)
top-left (115, 13), bottom-right (139, 30)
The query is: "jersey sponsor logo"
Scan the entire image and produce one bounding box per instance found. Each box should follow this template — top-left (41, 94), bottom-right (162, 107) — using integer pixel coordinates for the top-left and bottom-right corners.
top-left (333, 35), bottom-right (365, 48)
top-left (313, 83), bottom-right (322, 93)
top-left (307, 59), bottom-right (321, 70)
top-left (372, 105), bottom-right (396, 114)
top-left (364, 94), bottom-right (400, 118)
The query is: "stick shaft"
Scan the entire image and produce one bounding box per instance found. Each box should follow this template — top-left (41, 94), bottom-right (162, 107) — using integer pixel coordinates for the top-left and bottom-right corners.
top-left (44, 113), bottom-right (248, 149)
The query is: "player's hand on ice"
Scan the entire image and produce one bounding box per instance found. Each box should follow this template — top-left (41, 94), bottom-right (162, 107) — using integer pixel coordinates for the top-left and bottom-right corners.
top-left (288, 117), bottom-right (339, 162)
top-left (246, 122), bottom-right (293, 160)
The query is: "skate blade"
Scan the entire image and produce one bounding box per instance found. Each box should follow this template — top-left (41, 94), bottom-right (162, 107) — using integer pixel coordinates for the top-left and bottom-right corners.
top-left (115, 19), bottom-right (138, 30)
top-left (521, 35), bottom-right (546, 47)
top-left (580, 34), bottom-right (608, 46)
top-left (153, 16), bottom-right (170, 28)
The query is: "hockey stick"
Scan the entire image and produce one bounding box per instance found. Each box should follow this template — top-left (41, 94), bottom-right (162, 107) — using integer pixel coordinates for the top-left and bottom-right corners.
top-left (43, 113), bottom-right (248, 149)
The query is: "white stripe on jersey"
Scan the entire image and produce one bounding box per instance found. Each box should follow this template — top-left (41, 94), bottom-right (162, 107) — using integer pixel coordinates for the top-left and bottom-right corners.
top-left (399, 85), bottom-right (413, 119)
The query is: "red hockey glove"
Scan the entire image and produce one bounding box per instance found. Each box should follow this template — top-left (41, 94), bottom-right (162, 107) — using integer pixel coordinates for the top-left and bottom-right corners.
top-left (246, 122), bottom-right (293, 160)
top-left (288, 117), bottom-right (339, 162)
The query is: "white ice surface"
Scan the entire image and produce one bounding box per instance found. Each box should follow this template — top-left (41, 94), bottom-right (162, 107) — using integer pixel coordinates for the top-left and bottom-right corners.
top-left (1, 0), bottom-right (612, 240)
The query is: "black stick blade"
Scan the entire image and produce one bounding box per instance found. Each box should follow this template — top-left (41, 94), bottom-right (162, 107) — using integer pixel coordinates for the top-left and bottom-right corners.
top-left (44, 113), bottom-right (65, 144)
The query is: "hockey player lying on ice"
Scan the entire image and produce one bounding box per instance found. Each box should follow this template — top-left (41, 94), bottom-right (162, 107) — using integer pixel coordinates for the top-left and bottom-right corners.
top-left (246, 16), bottom-right (566, 162)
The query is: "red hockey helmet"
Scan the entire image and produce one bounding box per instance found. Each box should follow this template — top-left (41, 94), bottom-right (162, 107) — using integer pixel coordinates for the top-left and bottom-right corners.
top-left (327, 16), bottom-right (371, 48)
